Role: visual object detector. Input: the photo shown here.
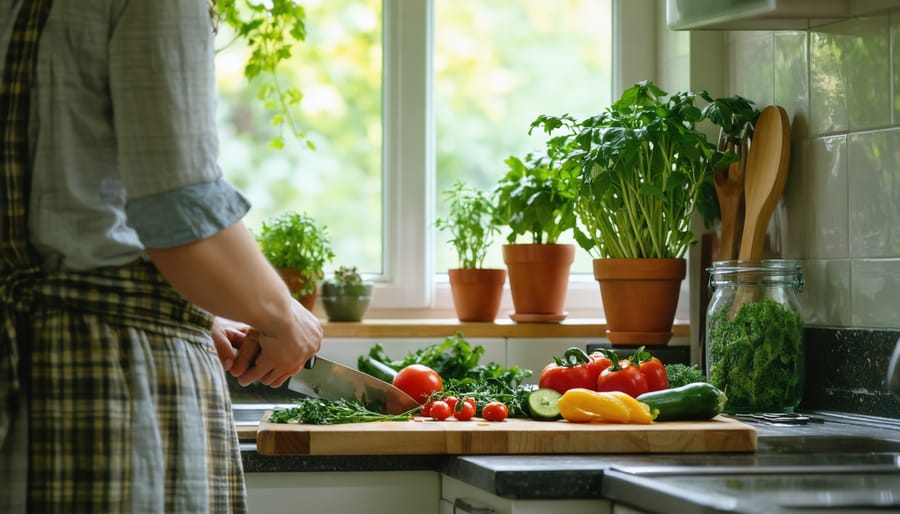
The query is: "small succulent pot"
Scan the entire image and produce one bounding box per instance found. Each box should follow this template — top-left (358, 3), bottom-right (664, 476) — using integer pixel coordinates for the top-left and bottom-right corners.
top-left (320, 266), bottom-right (373, 322)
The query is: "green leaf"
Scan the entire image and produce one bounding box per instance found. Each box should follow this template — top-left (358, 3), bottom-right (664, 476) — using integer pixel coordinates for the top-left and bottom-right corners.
top-left (529, 80), bottom-right (760, 258)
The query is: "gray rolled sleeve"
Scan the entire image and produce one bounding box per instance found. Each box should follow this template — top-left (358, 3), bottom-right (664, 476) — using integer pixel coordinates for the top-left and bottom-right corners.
top-left (127, 178), bottom-right (251, 248)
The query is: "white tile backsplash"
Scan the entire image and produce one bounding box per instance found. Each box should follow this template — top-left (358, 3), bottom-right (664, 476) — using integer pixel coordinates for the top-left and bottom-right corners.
top-left (848, 129), bottom-right (900, 258)
top-left (803, 259), bottom-right (851, 326)
top-left (774, 31), bottom-right (810, 139)
top-left (851, 259), bottom-right (900, 327)
top-left (808, 136), bottom-right (849, 259)
top-left (728, 31), bottom-right (775, 108)
top-left (809, 29), bottom-right (848, 135)
top-left (727, 11), bottom-right (900, 329)
top-left (845, 17), bottom-right (892, 130)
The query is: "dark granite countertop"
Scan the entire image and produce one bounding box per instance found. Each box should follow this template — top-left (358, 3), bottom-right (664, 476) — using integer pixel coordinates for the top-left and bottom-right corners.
top-left (240, 410), bottom-right (900, 511)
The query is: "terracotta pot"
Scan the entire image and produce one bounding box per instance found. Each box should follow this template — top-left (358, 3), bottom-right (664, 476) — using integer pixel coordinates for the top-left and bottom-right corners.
top-left (502, 244), bottom-right (575, 320)
top-left (448, 268), bottom-right (507, 322)
top-left (593, 258), bottom-right (686, 346)
top-left (276, 268), bottom-right (318, 311)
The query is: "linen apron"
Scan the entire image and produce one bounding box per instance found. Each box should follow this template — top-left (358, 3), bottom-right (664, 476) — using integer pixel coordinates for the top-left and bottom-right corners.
top-left (0, 1), bottom-right (248, 512)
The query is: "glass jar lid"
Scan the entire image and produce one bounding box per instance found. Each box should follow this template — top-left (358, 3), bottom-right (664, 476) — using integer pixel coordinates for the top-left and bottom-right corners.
top-left (707, 259), bottom-right (804, 290)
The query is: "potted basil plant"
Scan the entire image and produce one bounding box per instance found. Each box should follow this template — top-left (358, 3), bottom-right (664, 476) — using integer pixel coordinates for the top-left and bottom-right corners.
top-left (435, 181), bottom-right (506, 322)
top-left (532, 80), bottom-right (755, 344)
top-left (491, 148), bottom-right (579, 322)
top-left (257, 211), bottom-right (335, 310)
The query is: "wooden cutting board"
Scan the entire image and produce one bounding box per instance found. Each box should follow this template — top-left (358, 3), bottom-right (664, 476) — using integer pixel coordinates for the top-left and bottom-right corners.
top-left (256, 414), bottom-right (756, 455)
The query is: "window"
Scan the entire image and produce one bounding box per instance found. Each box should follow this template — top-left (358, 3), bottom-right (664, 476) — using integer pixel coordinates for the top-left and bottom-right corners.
top-left (216, 0), bottom-right (667, 318)
top-left (215, 0), bottom-right (384, 272)
top-left (433, 0), bottom-right (612, 275)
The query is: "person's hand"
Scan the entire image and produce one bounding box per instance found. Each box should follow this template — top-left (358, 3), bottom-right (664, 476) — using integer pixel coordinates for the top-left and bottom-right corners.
top-left (229, 299), bottom-right (322, 388)
top-left (210, 317), bottom-right (252, 372)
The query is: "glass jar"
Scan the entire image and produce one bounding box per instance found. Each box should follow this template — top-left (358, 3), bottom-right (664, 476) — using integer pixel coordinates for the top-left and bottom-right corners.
top-left (705, 260), bottom-right (805, 414)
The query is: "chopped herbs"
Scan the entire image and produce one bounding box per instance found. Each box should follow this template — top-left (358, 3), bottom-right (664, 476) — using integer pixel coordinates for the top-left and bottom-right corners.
top-left (268, 398), bottom-right (414, 425)
top-left (708, 298), bottom-right (804, 413)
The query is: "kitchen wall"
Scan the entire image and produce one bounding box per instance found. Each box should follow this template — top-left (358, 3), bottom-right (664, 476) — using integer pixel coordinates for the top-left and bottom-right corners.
top-left (671, 8), bottom-right (900, 417)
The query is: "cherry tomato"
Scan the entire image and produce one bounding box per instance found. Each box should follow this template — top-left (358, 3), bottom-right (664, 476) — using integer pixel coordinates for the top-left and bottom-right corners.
top-left (392, 364), bottom-right (443, 403)
top-left (428, 400), bottom-right (451, 420)
top-left (481, 402), bottom-right (509, 421)
top-left (452, 397), bottom-right (476, 421)
top-left (444, 396), bottom-right (458, 412)
top-left (596, 362), bottom-right (649, 398)
top-left (420, 401), bottom-right (434, 417)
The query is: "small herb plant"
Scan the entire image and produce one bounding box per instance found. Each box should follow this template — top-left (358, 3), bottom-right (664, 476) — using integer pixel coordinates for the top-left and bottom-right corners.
top-left (214, 0), bottom-right (313, 150)
top-left (531, 80), bottom-right (757, 259)
top-left (491, 149), bottom-right (578, 245)
top-left (257, 211), bottom-right (334, 296)
top-left (322, 266), bottom-right (369, 296)
top-left (435, 181), bottom-right (499, 269)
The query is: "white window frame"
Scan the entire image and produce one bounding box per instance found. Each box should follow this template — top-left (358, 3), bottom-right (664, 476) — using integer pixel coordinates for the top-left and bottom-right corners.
top-left (372, 0), bottom-right (669, 319)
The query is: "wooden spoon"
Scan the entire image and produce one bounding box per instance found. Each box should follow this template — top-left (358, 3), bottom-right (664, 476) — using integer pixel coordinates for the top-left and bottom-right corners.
top-left (714, 137), bottom-right (747, 261)
top-left (738, 105), bottom-right (791, 261)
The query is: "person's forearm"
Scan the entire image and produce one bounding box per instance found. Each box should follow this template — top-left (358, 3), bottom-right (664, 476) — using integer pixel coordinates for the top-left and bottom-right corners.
top-left (144, 221), bottom-right (295, 335)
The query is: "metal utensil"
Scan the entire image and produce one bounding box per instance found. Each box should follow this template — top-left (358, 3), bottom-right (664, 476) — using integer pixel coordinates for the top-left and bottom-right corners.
top-left (889, 337), bottom-right (900, 399)
top-left (288, 355), bottom-right (420, 414)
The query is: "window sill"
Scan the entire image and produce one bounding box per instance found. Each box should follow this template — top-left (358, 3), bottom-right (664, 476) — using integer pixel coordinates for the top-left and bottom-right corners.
top-left (320, 317), bottom-right (692, 339)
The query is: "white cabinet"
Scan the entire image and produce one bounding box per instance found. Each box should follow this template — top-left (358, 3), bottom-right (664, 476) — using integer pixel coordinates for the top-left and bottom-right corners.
top-left (440, 475), bottom-right (610, 514)
top-left (245, 471), bottom-right (440, 514)
top-left (666, 0), bottom-right (900, 30)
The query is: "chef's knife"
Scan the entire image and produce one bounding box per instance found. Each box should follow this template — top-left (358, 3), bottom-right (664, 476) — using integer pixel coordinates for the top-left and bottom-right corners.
top-left (288, 355), bottom-right (420, 415)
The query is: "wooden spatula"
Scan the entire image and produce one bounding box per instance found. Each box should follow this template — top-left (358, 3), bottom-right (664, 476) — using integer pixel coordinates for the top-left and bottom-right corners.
top-left (738, 105), bottom-right (791, 261)
top-left (714, 135), bottom-right (748, 261)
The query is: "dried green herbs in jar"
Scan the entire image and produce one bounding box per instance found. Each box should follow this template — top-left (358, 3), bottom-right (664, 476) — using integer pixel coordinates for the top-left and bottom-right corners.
top-left (706, 260), bottom-right (805, 413)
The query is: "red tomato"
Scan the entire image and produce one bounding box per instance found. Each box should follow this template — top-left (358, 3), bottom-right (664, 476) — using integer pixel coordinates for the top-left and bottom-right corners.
top-left (444, 396), bottom-right (459, 411)
top-left (447, 397), bottom-right (476, 421)
top-left (538, 347), bottom-right (598, 394)
top-left (420, 401), bottom-right (434, 417)
top-left (596, 363), bottom-right (649, 398)
top-left (587, 352), bottom-right (613, 379)
top-left (637, 356), bottom-right (668, 392)
top-left (481, 402), bottom-right (509, 422)
top-left (392, 364), bottom-right (443, 403)
top-left (428, 400), bottom-right (451, 420)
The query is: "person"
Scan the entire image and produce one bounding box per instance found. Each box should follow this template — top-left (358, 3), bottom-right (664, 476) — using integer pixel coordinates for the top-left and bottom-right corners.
top-left (0, 0), bottom-right (323, 512)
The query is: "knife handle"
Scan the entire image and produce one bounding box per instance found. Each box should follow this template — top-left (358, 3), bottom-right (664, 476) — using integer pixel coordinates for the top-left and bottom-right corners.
top-left (304, 355), bottom-right (317, 369)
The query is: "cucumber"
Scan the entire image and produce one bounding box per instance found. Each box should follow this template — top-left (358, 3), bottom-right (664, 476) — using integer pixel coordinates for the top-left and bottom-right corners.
top-left (636, 382), bottom-right (727, 421)
top-left (357, 355), bottom-right (399, 383)
top-left (528, 388), bottom-right (562, 420)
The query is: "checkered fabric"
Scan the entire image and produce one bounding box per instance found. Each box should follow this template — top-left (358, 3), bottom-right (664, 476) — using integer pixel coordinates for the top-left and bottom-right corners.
top-left (1, 1), bottom-right (248, 512)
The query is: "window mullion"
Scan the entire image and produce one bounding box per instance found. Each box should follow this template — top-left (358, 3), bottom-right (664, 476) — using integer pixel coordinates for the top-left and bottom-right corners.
top-left (376, 0), bottom-right (435, 308)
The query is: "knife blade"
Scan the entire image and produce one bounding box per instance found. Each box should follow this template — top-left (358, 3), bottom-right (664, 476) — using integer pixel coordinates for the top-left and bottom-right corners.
top-left (288, 355), bottom-right (420, 415)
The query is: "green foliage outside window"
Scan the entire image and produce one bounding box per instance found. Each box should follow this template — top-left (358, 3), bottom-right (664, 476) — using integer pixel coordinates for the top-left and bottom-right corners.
top-left (213, 0), bottom-right (611, 277)
top-left (214, 0), bottom-right (312, 150)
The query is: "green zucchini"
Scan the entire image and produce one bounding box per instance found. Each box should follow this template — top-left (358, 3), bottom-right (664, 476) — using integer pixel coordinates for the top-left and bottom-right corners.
top-left (636, 382), bottom-right (727, 421)
top-left (528, 388), bottom-right (562, 420)
top-left (357, 355), bottom-right (399, 383)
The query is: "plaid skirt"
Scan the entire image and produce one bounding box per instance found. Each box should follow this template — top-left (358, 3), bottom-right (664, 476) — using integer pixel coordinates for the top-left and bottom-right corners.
top-left (1, 262), bottom-right (248, 513)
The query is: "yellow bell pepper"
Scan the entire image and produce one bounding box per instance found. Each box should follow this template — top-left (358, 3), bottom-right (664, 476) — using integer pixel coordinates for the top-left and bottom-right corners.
top-left (558, 388), bottom-right (658, 424)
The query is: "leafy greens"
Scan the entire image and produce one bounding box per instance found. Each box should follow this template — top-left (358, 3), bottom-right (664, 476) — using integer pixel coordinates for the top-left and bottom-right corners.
top-left (268, 398), bottom-right (414, 425)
